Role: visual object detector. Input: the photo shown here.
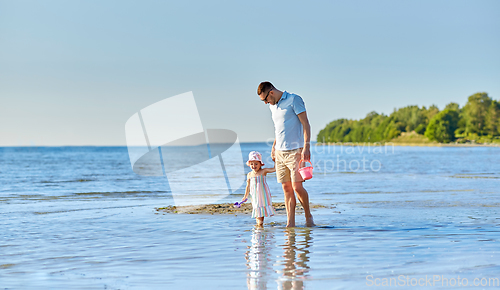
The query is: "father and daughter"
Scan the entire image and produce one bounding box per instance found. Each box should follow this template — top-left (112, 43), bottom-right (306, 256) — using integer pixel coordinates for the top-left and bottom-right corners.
top-left (238, 81), bottom-right (315, 227)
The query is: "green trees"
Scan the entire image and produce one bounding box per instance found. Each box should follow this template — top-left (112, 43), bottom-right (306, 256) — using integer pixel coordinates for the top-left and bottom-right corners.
top-left (424, 109), bottom-right (460, 143)
top-left (485, 101), bottom-right (500, 136)
top-left (317, 92), bottom-right (499, 144)
top-left (316, 104), bottom-right (440, 143)
top-left (460, 92), bottom-right (500, 138)
top-left (463, 93), bottom-right (491, 135)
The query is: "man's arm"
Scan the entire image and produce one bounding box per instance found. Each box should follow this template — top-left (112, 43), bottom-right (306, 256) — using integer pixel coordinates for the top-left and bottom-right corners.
top-left (271, 139), bottom-right (276, 162)
top-left (297, 111), bottom-right (311, 161)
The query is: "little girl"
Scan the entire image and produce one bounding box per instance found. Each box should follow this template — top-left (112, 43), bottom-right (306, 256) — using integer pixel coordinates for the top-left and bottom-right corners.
top-left (240, 151), bottom-right (276, 226)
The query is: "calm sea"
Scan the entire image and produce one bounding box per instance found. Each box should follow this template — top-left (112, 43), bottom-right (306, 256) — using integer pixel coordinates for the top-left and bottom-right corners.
top-left (1, 144), bottom-right (499, 289)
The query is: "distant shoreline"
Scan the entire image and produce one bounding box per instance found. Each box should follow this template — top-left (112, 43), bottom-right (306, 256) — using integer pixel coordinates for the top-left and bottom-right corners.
top-left (315, 142), bottom-right (500, 147)
top-left (1, 142), bottom-right (499, 148)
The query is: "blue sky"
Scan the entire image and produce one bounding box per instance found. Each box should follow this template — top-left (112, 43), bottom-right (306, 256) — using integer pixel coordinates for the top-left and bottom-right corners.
top-left (1, 0), bottom-right (499, 146)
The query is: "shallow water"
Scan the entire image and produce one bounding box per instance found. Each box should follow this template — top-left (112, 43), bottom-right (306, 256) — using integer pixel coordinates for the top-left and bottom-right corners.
top-left (1, 145), bottom-right (499, 289)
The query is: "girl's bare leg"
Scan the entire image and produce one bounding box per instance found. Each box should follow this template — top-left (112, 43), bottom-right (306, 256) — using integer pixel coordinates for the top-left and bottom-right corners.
top-left (256, 217), bottom-right (264, 227)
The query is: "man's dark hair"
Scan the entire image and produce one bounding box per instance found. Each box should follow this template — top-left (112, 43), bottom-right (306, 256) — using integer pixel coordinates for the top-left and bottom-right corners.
top-left (257, 81), bottom-right (275, 96)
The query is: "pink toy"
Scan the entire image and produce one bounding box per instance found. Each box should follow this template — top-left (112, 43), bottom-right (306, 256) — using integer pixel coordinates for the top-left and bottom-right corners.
top-left (234, 198), bottom-right (248, 208)
top-left (298, 159), bottom-right (313, 180)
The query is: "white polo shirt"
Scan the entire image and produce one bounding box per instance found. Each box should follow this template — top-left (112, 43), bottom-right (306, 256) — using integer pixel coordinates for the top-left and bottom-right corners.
top-left (269, 91), bottom-right (306, 151)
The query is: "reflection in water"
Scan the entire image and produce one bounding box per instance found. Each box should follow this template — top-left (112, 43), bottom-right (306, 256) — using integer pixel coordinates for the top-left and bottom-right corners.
top-left (245, 228), bottom-right (312, 290)
top-left (277, 228), bottom-right (312, 290)
top-left (245, 227), bottom-right (275, 289)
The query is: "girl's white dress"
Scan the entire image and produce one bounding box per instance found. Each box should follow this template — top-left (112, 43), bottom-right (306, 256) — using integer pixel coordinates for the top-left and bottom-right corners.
top-left (248, 175), bottom-right (276, 218)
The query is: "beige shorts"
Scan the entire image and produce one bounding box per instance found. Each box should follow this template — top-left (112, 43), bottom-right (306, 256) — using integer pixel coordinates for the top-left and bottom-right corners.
top-left (275, 148), bottom-right (304, 183)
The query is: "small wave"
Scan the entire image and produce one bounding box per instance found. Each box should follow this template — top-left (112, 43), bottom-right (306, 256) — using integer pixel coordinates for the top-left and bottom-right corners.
top-left (1, 195), bottom-right (61, 201)
top-left (74, 190), bottom-right (170, 195)
top-left (66, 179), bottom-right (95, 183)
top-left (324, 191), bottom-right (382, 195)
top-left (449, 175), bottom-right (499, 179)
top-left (40, 179), bottom-right (95, 184)
top-left (323, 189), bottom-right (474, 195)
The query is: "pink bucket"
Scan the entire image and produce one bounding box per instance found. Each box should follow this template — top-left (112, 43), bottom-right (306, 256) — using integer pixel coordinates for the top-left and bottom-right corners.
top-left (298, 159), bottom-right (313, 180)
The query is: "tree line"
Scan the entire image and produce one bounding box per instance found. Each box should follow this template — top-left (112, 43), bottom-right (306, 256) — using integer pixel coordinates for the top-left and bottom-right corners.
top-left (317, 92), bottom-right (500, 144)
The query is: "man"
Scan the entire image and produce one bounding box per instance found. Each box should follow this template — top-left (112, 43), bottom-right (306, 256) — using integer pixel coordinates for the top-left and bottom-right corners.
top-left (257, 81), bottom-right (315, 227)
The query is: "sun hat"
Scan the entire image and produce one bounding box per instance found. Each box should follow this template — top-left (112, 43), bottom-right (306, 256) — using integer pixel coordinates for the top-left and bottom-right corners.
top-left (246, 151), bottom-right (264, 166)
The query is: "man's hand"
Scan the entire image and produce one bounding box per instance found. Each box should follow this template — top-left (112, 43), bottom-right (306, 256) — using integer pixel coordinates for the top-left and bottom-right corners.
top-left (301, 146), bottom-right (311, 161)
top-left (271, 147), bottom-right (276, 162)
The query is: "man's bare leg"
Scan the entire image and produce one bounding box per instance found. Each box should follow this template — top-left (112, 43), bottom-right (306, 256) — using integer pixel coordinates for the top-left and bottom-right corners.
top-left (282, 181), bottom-right (296, 227)
top-left (292, 182), bottom-right (315, 227)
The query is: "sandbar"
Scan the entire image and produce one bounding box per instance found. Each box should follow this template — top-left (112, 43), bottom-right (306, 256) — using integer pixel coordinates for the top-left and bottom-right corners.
top-left (156, 202), bottom-right (330, 215)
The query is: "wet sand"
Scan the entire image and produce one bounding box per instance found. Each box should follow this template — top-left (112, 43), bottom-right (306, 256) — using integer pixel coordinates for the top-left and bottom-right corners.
top-left (156, 202), bottom-right (331, 215)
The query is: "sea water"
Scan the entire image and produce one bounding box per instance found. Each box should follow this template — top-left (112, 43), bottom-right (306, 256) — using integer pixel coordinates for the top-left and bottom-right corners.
top-left (1, 144), bottom-right (499, 289)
